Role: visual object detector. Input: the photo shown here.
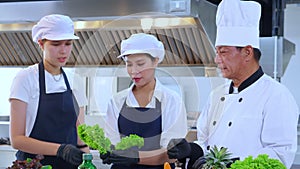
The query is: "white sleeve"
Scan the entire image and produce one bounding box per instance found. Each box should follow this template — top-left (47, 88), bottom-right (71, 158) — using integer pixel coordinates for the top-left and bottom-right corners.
top-left (104, 97), bottom-right (122, 145)
top-left (196, 96), bottom-right (211, 154)
top-left (160, 92), bottom-right (188, 148)
top-left (9, 69), bottom-right (31, 103)
top-left (255, 86), bottom-right (299, 168)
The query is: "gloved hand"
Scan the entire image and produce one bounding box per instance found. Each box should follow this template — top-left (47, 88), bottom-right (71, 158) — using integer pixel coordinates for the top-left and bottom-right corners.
top-left (100, 152), bottom-right (111, 164)
top-left (187, 143), bottom-right (204, 169)
top-left (191, 156), bottom-right (206, 169)
top-left (167, 138), bottom-right (204, 169)
top-left (100, 149), bottom-right (139, 166)
top-left (56, 144), bottom-right (84, 166)
top-left (226, 157), bottom-right (240, 168)
top-left (167, 138), bottom-right (191, 159)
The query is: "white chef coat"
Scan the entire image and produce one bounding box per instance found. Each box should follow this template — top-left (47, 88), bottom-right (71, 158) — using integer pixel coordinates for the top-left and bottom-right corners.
top-left (9, 63), bottom-right (88, 136)
top-left (105, 79), bottom-right (188, 148)
top-left (197, 74), bottom-right (299, 168)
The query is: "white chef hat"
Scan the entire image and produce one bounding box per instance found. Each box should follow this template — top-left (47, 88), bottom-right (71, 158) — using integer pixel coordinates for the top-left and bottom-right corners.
top-left (215, 0), bottom-right (261, 49)
top-left (32, 14), bottom-right (79, 43)
top-left (118, 33), bottom-right (165, 63)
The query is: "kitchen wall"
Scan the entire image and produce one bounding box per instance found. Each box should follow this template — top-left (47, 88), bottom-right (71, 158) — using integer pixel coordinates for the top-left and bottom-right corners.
top-left (281, 4), bottom-right (300, 105)
top-left (0, 67), bottom-right (21, 116)
top-left (1, 5), bottom-right (300, 118)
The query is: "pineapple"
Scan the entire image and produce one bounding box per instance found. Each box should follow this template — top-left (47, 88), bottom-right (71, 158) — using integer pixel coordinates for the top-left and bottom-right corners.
top-left (201, 145), bottom-right (233, 169)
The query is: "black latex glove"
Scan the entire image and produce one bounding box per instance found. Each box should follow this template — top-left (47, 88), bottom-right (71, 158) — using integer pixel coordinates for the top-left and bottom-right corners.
top-left (100, 152), bottom-right (111, 164)
top-left (56, 144), bottom-right (84, 166)
top-left (175, 143), bottom-right (204, 169)
top-left (176, 158), bottom-right (187, 169)
top-left (226, 157), bottom-right (240, 168)
top-left (167, 138), bottom-right (191, 159)
top-left (100, 149), bottom-right (139, 166)
top-left (186, 143), bottom-right (204, 169)
top-left (191, 156), bottom-right (206, 169)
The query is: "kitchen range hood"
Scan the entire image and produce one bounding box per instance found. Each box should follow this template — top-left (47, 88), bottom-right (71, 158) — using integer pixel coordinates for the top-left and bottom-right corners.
top-left (0, 0), bottom-right (295, 78)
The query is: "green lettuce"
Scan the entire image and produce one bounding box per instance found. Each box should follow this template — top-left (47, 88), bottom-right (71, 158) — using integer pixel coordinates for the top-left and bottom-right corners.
top-left (230, 154), bottom-right (286, 169)
top-left (78, 124), bottom-right (111, 154)
top-left (115, 134), bottom-right (144, 150)
top-left (78, 124), bottom-right (144, 154)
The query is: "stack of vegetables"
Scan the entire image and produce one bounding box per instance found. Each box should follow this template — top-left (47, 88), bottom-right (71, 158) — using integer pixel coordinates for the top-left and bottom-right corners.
top-left (7, 155), bottom-right (52, 169)
top-left (200, 145), bottom-right (286, 169)
top-left (77, 124), bottom-right (144, 154)
top-left (230, 154), bottom-right (286, 169)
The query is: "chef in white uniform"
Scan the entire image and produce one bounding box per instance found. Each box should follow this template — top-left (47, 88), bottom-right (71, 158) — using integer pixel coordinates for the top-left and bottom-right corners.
top-left (101, 33), bottom-right (187, 169)
top-left (9, 14), bottom-right (88, 168)
top-left (167, 0), bottom-right (299, 168)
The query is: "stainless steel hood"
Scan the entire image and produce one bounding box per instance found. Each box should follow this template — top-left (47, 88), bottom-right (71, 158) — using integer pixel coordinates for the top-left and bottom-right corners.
top-left (0, 0), bottom-right (295, 78)
top-left (260, 36), bottom-right (295, 79)
top-left (0, 0), bottom-right (216, 71)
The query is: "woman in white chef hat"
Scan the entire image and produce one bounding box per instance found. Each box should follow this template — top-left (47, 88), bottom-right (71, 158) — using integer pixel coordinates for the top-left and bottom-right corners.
top-left (101, 33), bottom-right (188, 169)
top-left (167, 0), bottom-right (299, 168)
top-left (9, 14), bottom-right (88, 168)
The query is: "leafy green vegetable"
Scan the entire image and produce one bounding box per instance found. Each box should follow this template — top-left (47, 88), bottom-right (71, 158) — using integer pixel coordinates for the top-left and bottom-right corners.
top-left (115, 134), bottom-right (144, 150)
top-left (7, 155), bottom-right (52, 169)
top-left (78, 124), bottom-right (111, 154)
top-left (78, 124), bottom-right (144, 154)
top-left (202, 145), bottom-right (233, 169)
top-left (229, 154), bottom-right (286, 169)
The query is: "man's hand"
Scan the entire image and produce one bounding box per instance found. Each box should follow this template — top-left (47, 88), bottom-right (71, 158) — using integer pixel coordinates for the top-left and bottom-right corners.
top-left (56, 144), bottom-right (84, 165)
top-left (192, 156), bottom-right (206, 169)
top-left (167, 138), bottom-right (191, 159)
top-left (100, 149), bottom-right (139, 166)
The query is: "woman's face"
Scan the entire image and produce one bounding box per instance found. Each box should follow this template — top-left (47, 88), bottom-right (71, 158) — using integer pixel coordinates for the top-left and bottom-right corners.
top-left (39, 39), bottom-right (73, 68)
top-left (125, 53), bottom-right (159, 87)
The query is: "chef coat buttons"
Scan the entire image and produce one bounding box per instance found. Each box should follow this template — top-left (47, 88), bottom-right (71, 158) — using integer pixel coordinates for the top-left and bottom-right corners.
top-left (213, 121), bottom-right (216, 126)
top-left (207, 145), bottom-right (210, 150)
top-left (238, 98), bottom-right (243, 102)
top-left (228, 121), bottom-right (232, 127)
top-left (220, 97), bottom-right (225, 101)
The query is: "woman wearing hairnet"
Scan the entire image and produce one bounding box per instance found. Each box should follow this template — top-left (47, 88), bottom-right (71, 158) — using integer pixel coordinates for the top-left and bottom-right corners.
top-left (100, 33), bottom-right (188, 169)
top-left (9, 14), bottom-right (88, 168)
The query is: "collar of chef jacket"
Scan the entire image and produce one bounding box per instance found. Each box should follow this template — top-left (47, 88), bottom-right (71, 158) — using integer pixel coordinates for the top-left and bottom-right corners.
top-left (229, 66), bottom-right (264, 94)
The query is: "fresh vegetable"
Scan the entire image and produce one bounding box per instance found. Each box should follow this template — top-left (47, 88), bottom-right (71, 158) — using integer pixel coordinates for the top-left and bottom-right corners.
top-left (115, 134), bottom-right (144, 150)
top-left (202, 145), bottom-right (233, 169)
top-left (77, 124), bottom-right (111, 154)
top-left (78, 124), bottom-right (144, 154)
top-left (7, 155), bottom-right (52, 169)
top-left (229, 154), bottom-right (286, 169)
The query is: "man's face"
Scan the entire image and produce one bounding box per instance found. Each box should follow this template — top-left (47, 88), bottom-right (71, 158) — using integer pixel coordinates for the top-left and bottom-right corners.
top-left (215, 46), bottom-right (245, 80)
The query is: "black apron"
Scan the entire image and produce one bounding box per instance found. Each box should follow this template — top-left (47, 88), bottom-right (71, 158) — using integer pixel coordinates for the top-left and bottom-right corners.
top-left (16, 62), bottom-right (79, 169)
top-left (113, 98), bottom-right (175, 169)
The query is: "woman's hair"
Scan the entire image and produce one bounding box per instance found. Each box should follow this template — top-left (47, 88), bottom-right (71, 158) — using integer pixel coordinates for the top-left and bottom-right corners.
top-left (122, 53), bottom-right (157, 62)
